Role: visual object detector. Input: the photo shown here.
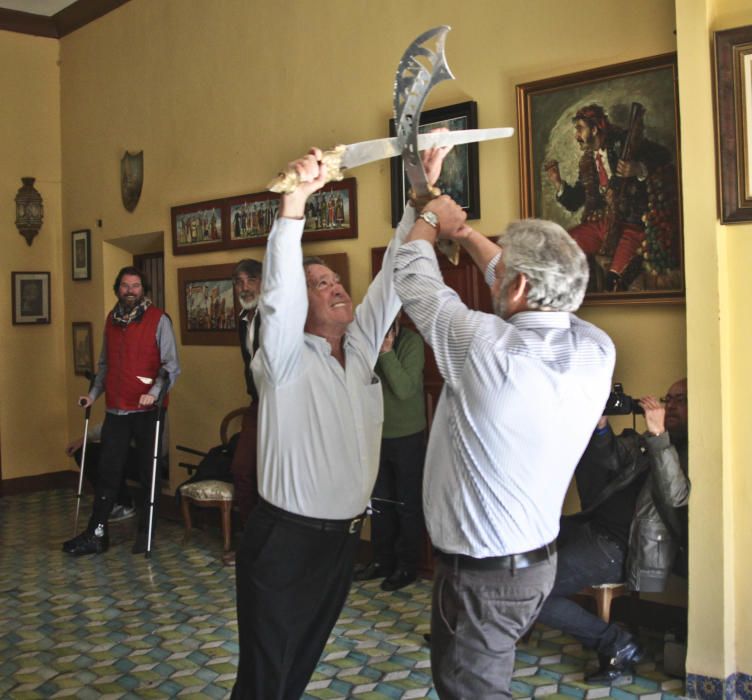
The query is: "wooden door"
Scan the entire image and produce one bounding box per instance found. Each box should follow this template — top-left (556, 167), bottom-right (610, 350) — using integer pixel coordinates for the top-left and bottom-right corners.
top-left (371, 244), bottom-right (494, 574)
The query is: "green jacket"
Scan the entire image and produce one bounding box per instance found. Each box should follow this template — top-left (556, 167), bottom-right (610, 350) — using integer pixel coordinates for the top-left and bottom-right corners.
top-left (376, 326), bottom-right (426, 439)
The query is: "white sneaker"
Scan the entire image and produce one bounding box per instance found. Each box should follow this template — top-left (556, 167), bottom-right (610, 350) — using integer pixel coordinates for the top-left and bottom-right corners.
top-left (109, 505), bottom-right (136, 522)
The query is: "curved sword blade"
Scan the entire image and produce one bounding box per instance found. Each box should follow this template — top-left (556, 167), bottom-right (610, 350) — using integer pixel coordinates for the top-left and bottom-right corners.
top-left (393, 26), bottom-right (454, 197)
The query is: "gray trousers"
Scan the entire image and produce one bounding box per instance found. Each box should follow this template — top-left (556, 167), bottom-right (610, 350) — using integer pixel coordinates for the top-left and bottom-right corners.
top-left (430, 553), bottom-right (557, 699)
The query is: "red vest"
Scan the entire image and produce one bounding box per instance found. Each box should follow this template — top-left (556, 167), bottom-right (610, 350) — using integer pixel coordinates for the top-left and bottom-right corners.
top-left (104, 305), bottom-right (169, 411)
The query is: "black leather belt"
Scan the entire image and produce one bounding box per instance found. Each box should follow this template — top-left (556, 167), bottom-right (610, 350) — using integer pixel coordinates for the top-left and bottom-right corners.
top-left (258, 499), bottom-right (364, 534)
top-left (437, 541), bottom-right (556, 571)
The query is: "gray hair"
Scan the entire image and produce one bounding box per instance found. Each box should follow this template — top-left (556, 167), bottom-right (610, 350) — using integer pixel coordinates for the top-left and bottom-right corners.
top-left (497, 218), bottom-right (588, 312)
top-left (232, 258), bottom-right (262, 281)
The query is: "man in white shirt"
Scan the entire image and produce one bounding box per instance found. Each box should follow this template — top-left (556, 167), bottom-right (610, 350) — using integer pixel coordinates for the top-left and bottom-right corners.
top-left (230, 145), bottom-right (448, 700)
top-left (394, 197), bottom-right (615, 699)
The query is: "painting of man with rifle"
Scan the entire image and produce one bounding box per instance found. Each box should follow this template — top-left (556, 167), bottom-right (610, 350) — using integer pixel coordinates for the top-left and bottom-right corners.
top-left (517, 55), bottom-right (683, 300)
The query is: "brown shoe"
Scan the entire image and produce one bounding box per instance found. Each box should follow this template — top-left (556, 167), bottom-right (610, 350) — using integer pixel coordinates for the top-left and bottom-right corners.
top-left (222, 550), bottom-right (236, 566)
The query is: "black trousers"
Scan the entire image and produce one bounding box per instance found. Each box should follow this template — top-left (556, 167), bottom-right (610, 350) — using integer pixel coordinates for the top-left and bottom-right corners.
top-left (74, 443), bottom-right (139, 508)
top-left (232, 501), bottom-right (361, 700)
top-left (371, 431), bottom-right (425, 573)
top-left (535, 517), bottom-right (631, 655)
top-left (89, 410), bottom-right (164, 533)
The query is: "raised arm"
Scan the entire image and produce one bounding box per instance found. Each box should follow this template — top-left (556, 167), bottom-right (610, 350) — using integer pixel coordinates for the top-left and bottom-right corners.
top-left (258, 149), bottom-right (330, 384)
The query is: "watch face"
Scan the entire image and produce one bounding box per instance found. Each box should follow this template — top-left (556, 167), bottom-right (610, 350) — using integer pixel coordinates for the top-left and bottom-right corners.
top-left (421, 211), bottom-right (438, 227)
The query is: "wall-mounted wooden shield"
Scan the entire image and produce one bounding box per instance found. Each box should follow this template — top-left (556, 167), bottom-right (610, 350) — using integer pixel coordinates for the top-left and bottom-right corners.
top-left (121, 150), bottom-right (143, 212)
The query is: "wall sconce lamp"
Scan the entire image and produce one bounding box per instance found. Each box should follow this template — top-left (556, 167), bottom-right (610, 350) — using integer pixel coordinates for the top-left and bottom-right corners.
top-left (15, 177), bottom-right (44, 246)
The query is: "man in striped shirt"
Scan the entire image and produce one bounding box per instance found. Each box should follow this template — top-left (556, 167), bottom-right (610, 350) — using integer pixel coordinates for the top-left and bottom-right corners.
top-left (394, 197), bottom-right (615, 699)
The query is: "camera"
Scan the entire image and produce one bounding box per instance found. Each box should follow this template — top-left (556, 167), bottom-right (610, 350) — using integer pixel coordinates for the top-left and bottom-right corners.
top-left (603, 383), bottom-right (644, 415)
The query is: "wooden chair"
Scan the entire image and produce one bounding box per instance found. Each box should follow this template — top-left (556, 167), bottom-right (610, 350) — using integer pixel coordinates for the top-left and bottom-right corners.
top-left (178, 407), bottom-right (248, 552)
top-left (579, 582), bottom-right (628, 623)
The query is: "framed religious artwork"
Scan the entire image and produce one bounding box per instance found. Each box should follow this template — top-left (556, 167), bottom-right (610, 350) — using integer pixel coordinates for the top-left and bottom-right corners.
top-left (714, 24), bottom-right (752, 223)
top-left (71, 229), bottom-right (91, 281)
top-left (517, 53), bottom-right (684, 304)
top-left (171, 198), bottom-right (228, 255)
top-left (12, 271), bottom-right (51, 325)
top-left (389, 100), bottom-right (480, 227)
top-left (225, 178), bottom-right (358, 248)
top-left (72, 322), bottom-right (94, 376)
top-left (177, 263), bottom-right (239, 345)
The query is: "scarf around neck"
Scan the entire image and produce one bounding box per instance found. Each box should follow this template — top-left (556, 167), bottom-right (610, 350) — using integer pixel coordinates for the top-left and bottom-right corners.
top-left (112, 297), bottom-right (152, 327)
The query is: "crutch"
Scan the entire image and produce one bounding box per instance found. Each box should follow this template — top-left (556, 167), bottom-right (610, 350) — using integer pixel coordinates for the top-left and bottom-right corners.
top-left (73, 370), bottom-right (96, 536)
top-left (145, 368), bottom-right (170, 559)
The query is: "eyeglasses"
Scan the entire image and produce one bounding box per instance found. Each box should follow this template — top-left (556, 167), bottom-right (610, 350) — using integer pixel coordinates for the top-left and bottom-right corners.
top-left (308, 274), bottom-right (342, 292)
top-left (660, 394), bottom-right (687, 405)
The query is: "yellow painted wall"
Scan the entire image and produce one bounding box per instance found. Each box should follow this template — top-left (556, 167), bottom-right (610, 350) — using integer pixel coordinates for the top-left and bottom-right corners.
top-left (55, 0), bottom-right (683, 494)
top-left (15, 0), bottom-right (752, 686)
top-left (674, 0), bottom-right (752, 680)
top-left (0, 30), bottom-right (67, 479)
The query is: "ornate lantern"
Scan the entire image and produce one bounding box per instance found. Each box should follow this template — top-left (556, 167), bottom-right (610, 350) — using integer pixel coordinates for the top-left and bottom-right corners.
top-left (15, 177), bottom-right (44, 246)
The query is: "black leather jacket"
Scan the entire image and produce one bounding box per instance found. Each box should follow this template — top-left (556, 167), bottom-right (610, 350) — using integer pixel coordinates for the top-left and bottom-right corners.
top-left (576, 428), bottom-right (689, 592)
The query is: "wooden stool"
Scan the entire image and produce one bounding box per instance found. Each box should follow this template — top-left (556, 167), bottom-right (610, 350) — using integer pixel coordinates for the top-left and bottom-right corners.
top-left (179, 480), bottom-right (235, 552)
top-left (580, 582), bottom-right (628, 623)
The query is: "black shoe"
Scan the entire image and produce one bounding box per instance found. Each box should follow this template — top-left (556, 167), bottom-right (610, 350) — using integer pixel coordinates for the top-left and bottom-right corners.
top-left (380, 569), bottom-right (416, 591)
top-left (353, 561), bottom-right (393, 582)
top-left (586, 640), bottom-right (644, 684)
top-left (63, 530), bottom-right (109, 556)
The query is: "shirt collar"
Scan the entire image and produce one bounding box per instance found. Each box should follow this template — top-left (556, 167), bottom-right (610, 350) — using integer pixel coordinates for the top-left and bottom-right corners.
top-left (507, 310), bottom-right (571, 329)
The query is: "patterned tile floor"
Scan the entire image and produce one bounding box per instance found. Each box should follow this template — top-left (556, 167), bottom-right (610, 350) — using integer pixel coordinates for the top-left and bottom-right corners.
top-left (0, 489), bottom-right (687, 698)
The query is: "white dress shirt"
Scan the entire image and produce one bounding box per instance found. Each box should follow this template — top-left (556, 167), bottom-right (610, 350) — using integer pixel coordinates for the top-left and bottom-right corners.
top-left (394, 240), bottom-right (615, 557)
top-left (251, 209), bottom-right (414, 519)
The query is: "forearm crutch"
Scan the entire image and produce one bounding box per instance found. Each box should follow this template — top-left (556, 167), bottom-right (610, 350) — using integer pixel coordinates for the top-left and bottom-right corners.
top-left (145, 368), bottom-right (169, 559)
top-left (72, 370), bottom-right (96, 536)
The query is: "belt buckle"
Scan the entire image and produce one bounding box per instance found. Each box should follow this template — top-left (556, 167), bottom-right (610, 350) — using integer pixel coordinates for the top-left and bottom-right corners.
top-left (348, 517), bottom-right (362, 534)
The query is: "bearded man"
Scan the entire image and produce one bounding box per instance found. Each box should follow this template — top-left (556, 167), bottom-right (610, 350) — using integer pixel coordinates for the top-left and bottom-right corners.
top-left (222, 259), bottom-right (263, 566)
top-left (394, 203), bottom-right (615, 699)
top-left (63, 266), bottom-right (180, 556)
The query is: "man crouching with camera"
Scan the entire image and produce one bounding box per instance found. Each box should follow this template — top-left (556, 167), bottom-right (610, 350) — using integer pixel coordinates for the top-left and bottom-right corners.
top-left (536, 378), bottom-right (689, 683)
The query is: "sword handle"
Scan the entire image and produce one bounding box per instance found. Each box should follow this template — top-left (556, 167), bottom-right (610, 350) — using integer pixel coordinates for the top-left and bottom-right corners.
top-left (267, 145), bottom-right (347, 194)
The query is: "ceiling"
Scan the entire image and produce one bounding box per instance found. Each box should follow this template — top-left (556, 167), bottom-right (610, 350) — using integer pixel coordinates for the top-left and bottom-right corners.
top-left (0, 0), bottom-right (128, 37)
top-left (0, 1), bottom-right (77, 16)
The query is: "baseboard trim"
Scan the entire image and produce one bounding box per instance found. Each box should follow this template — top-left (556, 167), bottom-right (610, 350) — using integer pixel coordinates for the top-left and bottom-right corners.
top-left (1, 470), bottom-right (79, 496)
top-left (686, 672), bottom-right (752, 699)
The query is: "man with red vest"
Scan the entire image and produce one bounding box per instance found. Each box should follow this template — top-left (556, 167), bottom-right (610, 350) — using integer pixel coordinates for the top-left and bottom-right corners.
top-left (63, 266), bottom-right (180, 556)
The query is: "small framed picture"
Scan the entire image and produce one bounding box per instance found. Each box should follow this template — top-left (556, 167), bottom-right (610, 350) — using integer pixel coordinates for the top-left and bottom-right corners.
top-left (225, 191), bottom-right (282, 248)
top-left (71, 229), bottom-right (91, 281)
top-left (225, 178), bottom-right (358, 249)
top-left (390, 101), bottom-right (480, 227)
top-left (72, 322), bottom-right (94, 376)
top-left (177, 263), bottom-right (239, 345)
top-left (12, 271), bottom-right (51, 325)
top-left (171, 198), bottom-right (228, 255)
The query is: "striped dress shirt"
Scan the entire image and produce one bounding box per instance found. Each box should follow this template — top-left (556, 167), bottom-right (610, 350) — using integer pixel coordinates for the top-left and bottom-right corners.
top-left (394, 240), bottom-right (615, 557)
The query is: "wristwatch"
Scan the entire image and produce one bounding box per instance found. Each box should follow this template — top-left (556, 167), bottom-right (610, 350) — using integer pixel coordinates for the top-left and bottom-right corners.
top-left (418, 210), bottom-right (440, 231)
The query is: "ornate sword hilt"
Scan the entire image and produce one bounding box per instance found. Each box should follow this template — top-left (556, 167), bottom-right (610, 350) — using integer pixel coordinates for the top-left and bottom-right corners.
top-left (267, 145), bottom-right (347, 194)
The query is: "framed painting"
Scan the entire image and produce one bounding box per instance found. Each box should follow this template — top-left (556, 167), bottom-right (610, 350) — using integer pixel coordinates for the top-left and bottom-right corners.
top-left (225, 191), bottom-right (281, 248)
top-left (226, 178), bottom-right (358, 248)
top-left (71, 229), bottom-right (91, 281)
top-left (171, 198), bottom-right (227, 255)
top-left (390, 100), bottom-right (480, 227)
top-left (12, 271), bottom-right (51, 324)
top-left (72, 321), bottom-right (94, 376)
top-left (517, 53), bottom-right (684, 304)
top-left (177, 263), bottom-right (239, 345)
top-left (714, 24), bottom-right (752, 223)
